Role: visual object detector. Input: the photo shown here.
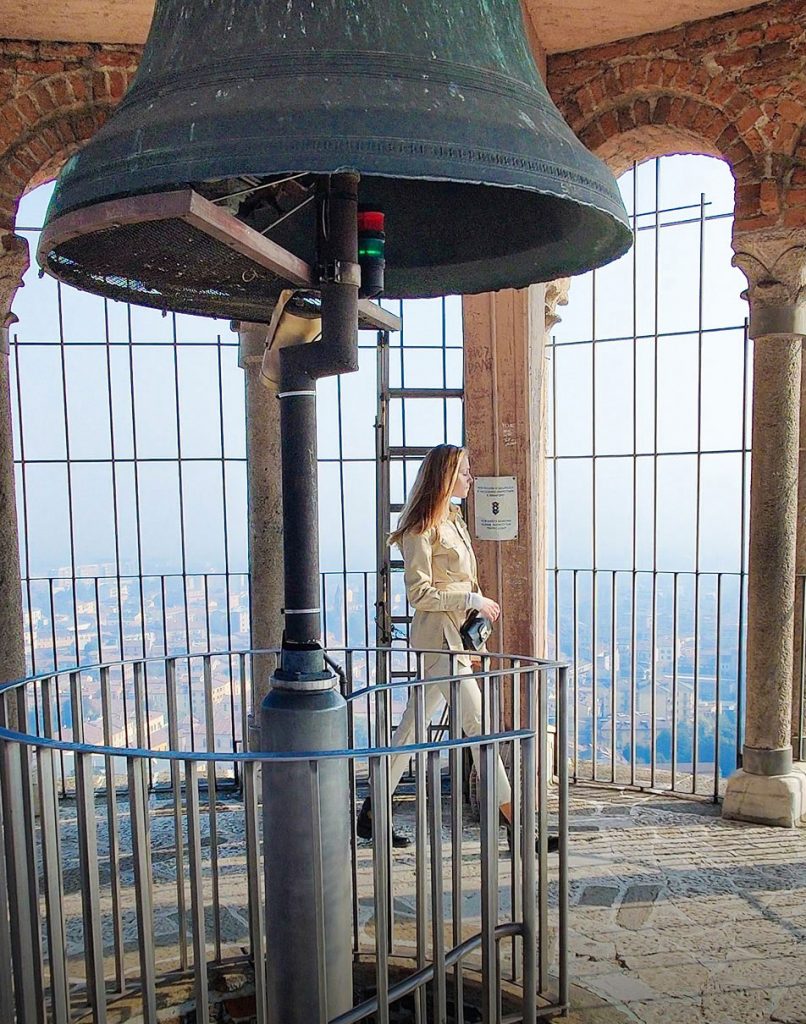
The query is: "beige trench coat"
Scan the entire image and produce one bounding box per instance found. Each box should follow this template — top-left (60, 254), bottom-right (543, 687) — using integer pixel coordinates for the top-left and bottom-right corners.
top-left (399, 506), bottom-right (480, 671)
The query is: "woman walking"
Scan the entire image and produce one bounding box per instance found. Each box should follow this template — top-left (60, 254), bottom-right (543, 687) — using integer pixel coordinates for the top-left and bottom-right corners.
top-left (357, 443), bottom-right (557, 852)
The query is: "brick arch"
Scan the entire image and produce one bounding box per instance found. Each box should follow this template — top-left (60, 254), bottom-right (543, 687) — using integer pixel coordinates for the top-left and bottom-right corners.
top-left (0, 58), bottom-right (138, 232)
top-left (784, 125), bottom-right (806, 228)
top-left (553, 56), bottom-right (767, 167)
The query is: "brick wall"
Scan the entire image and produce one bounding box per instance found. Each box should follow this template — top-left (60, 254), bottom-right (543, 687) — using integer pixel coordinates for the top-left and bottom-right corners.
top-left (547, 0), bottom-right (806, 231)
top-left (0, 40), bottom-right (141, 232)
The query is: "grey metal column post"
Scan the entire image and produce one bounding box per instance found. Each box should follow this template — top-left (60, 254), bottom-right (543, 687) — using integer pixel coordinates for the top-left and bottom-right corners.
top-left (724, 228), bottom-right (806, 827)
top-left (261, 173), bottom-right (360, 1022)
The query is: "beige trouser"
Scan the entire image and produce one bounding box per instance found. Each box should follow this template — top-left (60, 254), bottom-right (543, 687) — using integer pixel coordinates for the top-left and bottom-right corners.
top-left (385, 651), bottom-right (512, 806)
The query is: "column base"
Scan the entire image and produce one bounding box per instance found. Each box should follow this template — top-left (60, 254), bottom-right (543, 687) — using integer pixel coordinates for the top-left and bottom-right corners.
top-left (722, 764), bottom-right (806, 827)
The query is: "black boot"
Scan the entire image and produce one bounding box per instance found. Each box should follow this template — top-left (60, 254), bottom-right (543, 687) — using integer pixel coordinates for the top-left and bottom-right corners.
top-left (356, 796), bottom-right (410, 848)
top-left (502, 814), bottom-right (560, 855)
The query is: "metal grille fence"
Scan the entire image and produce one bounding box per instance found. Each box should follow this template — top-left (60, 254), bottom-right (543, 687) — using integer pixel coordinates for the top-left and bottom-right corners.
top-left (0, 647), bottom-right (568, 1024)
top-left (547, 156), bottom-right (751, 800)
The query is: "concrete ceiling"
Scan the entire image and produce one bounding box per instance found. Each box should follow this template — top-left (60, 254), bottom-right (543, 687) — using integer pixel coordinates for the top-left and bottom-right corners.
top-left (0, 0), bottom-right (765, 55)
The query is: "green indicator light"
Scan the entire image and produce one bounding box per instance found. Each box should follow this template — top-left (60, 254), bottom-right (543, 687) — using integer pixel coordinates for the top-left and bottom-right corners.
top-left (359, 238), bottom-right (385, 258)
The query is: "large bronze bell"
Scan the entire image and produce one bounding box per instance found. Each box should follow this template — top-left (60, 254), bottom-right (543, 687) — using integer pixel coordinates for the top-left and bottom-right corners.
top-left (39, 0), bottom-right (631, 314)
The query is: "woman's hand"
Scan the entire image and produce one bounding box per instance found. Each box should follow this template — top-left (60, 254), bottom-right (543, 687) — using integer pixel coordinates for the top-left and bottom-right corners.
top-left (478, 596), bottom-right (500, 622)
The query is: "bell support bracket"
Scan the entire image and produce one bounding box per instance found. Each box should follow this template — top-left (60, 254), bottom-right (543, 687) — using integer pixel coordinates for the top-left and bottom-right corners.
top-left (37, 188), bottom-right (401, 333)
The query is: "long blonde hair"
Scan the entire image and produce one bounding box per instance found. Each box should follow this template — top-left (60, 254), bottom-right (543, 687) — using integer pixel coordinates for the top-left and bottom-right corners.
top-left (388, 444), bottom-right (465, 548)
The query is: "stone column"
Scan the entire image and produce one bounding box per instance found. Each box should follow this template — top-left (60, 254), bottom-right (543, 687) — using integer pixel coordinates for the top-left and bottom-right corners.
top-left (463, 281), bottom-right (567, 720)
top-left (723, 228), bottom-right (806, 827)
top-left (238, 323), bottom-right (285, 708)
top-left (793, 343), bottom-right (806, 761)
top-left (0, 233), bottom-right (29, 726)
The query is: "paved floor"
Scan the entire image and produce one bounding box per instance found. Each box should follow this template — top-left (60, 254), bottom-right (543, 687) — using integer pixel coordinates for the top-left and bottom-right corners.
top-left (554, 786), bottom-right (806, 1024)
top-left (55, 781), bottom-right (806, 1023)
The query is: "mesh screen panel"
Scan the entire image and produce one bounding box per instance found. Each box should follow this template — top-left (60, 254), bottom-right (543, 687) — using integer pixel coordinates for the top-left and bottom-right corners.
top-left (42, 218), bottom-right (289, 322)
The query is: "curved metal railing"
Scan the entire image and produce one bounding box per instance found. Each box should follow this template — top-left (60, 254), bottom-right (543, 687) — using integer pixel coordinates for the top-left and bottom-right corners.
top-left (0, 647), bottom-right (568, 1024)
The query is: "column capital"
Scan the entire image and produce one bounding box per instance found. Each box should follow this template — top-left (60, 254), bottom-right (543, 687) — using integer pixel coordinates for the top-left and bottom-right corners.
top-left (236, 320), bottom-right (270, 368)
top-left (544, 277), bottom-right (570, 332)
top-left (0, 233), bottom-right (30, 329)
top-left (732, 227), bottom-right (806, 339)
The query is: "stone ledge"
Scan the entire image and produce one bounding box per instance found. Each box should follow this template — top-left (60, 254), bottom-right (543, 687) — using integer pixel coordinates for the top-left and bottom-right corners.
top-left (722, 763), bottom-right (806, 827)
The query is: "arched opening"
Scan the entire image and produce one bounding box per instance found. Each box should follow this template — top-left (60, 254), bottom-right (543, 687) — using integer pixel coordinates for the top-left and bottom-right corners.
top-left (546, 153), bottom-right (750, 797)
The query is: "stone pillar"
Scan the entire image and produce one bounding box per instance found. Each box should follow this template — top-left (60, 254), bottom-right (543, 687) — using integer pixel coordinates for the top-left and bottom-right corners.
top-left (238, 323), bottom-right (285, 709)
top-left (0, 234), bottom-right (29, 726)
top-left (723, 229), bottom-right (806, 827)
top-left (793, 343), bottom-right (806, 762)
top-left (463, 282), bottom-right (567, 719)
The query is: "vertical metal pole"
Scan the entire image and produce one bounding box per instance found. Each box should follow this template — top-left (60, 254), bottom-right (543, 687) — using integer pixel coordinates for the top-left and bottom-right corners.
top-left (449, 670), bottom-right (465, 1024)
top-left (521, 671), bottom-right (537, 1024)
top-left (557, 665), bottom-right (570, 1010)
top-left (671, 574), bottom-right (679, 790)
top-left (166, 657), bottom-right (189, 970)
top-left (261, 172), bottom-right (358, 1024)
top-left (370, 755), bottom-right (391, 1024)
top-left (71, 674), bottom-right (108, 1024)
top-left (714, 576), bottom-right (723, 800)
top-left (736, 322), bottom-right (750, 765)
top-left (128, 755), bottom-right (157, 1024)
top-left (185, 760), bottom-right (208, 1021)
top-left (203, 656), bottom-right (222, 960)
top-left (1, 734), bottom-right (43, 1024)
top-left (414, 678), bottom-right (428, 1024)
top-left (428, 747), bottom-right (447, 1024)
top-left (100, 665), bottom-right (126, 991)
top-left (39, 677), bottom-right (70, 1023)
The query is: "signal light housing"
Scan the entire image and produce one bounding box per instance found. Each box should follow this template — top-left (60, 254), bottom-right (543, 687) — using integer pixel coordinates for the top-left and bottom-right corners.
top-left (358, 207), bottom-right (385, 299)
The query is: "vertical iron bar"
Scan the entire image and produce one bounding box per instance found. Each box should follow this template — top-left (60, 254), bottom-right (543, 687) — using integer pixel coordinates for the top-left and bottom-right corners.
top-left (133, 661), bottom-right (153, 879)
top-left (510, 660), bottom-right (522, 983)
top-left (479, 738), bottom-right (498, 1024)
top-left (166, 657), bottom-right (189, 970)
top-left (1, 740), bottom-right (39, 1024)
top-left (203, 655), bottom-right (222, 960)
top-left (128, 755), bottom-right (158, 1024)
top-left (692, 192), bottom-right (706, 795)
top-left (521, 671), bottom-right (537, 1024)
top-left (100, 665), bottom-right (126, 991)
top-left (630, 163), bottom-right (639, 792)
top-left (55, 281), bottom-right (81, 668)
top-left (610, 571), bottom-right (617, 783)
top-left (370, 755), bottom-right (391, 1024)
top-left (736, 321), bottom-right (750, 765)
top-left (185, 760), bottom-right (208, 1020)
top-left (414, 677), bottom-right (428, 1024)
top-left (557, 665), bottom-right (570, 1010)
top-left (428, 747), bottom-right (447, 1024)
top-left (449, 667), bottom-right (465, 1024)
top-left (591, 267), bottom-right (598, 784)
top-left (671, 574), bottom-right (679, 791)
top-left (537, 661), bottom-right (549, 995)
top-left (650, 158), bottom-right (661, 790)
top-left (71, 673), bottom-right (108, 1024)
top-left (572, 571), bottom-right (579, 783)
top-left (714, 576), bottom-right (723, 801)
top-left (38, 677), bottom-right (70, 1023)
top-left (244, 757), bottom-right (268, 1024)
top-left (344, 649), bottom-right (360, 955)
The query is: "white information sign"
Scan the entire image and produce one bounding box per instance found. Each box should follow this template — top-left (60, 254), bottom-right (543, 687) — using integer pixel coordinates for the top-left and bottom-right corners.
top-left (473, 476), bottom-right (518, 541)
